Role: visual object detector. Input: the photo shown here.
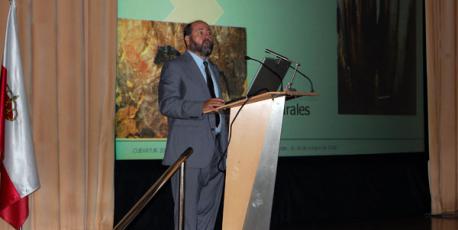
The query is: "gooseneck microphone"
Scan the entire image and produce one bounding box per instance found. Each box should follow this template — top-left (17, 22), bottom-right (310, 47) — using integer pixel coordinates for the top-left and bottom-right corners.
top-left (289, 66), bottom-right (315, 92)
top-left (265, 49), bottom-right (290, 62)
top-left (244, 55), bottom-right (256, 61)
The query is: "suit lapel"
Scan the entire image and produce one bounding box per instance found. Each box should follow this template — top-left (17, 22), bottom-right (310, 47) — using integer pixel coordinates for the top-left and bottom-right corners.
top-left (184, 51), bottom-right (225, 99)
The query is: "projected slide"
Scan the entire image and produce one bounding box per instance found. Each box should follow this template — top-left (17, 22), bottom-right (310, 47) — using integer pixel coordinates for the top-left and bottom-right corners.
top-left (115, 0), bottom-right (424, 159)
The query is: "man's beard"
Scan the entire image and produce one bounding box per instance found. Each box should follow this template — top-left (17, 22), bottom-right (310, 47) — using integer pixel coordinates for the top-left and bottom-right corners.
top-left (189, 38), bottom-right (213, 57)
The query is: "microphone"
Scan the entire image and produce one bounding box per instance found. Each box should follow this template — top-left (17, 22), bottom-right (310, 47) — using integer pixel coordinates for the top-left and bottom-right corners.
top-left (244, 55), bottom-right (256, 61)
top-left (265, 49), bottom-right (301, 67)
top-left (265, 49), bottom-right (289, 62)
top-left (288, 66), bottom-right (315, 92)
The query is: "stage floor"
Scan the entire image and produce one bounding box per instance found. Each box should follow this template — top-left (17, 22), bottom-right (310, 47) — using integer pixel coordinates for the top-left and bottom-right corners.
top-left (275, 216), bottom-right (458, 230)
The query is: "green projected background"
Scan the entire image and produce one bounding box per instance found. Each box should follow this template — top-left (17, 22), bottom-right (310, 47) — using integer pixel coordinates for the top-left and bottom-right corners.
top-left (116, 0), bottom-right (424, 160)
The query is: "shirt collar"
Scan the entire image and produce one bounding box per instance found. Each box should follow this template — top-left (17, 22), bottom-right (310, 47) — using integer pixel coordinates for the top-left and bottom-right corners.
top-left (187, 50), bottom-right (208, 68)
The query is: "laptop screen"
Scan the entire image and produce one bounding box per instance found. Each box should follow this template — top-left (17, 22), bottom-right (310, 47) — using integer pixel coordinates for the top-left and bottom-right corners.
top-left (247, 57), bottom-right (291, 96)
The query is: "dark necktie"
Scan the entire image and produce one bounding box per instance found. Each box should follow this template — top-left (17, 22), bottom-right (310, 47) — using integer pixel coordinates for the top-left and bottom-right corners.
top-left (203, 61), bottom-right (220, 127)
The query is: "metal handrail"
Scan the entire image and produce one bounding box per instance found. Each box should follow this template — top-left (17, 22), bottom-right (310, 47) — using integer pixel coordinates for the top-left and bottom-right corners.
top-left (114, 147), bottom-right (193, 230)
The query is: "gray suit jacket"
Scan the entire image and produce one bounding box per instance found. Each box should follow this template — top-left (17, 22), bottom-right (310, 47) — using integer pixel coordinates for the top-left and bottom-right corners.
top-left (158, 51), bottom-right (228, 168)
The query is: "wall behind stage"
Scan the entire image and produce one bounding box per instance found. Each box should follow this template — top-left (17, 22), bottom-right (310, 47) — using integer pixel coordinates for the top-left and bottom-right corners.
top-left (116, 0), bottom-right (425, 159)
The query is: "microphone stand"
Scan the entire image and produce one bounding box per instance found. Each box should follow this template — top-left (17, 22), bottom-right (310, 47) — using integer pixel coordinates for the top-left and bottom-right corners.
top-left (285, 62), bottom-right (300, 91)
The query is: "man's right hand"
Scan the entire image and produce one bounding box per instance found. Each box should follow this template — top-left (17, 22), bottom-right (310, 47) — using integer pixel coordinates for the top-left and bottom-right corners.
top-left (202, 98), bottom-right (225, 113)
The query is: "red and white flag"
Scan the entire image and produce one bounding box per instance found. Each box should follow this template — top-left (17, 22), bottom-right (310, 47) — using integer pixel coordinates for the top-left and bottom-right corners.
top-left (0, 1), bottom-right (40, 229)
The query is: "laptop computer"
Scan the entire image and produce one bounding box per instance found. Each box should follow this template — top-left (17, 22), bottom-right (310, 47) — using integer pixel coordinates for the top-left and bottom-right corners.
top-left (246, 57), bottom-right (291, 97)
top-left (225, 57), bottom-right (292, 104)
top-left (226, 57), bottom-right (291, 104)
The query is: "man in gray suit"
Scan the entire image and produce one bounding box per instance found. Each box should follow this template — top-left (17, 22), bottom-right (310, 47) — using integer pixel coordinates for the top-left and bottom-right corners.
top-left (158, 20), bottom-right (228, 230)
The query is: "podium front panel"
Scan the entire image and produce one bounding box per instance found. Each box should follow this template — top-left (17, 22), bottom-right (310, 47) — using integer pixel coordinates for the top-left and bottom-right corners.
top-left (222, 96), bottom-right (285, 230)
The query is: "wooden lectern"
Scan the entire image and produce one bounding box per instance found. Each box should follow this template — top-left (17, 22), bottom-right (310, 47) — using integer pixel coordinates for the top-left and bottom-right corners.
top-left (211, 91), bottom-right (316, 230)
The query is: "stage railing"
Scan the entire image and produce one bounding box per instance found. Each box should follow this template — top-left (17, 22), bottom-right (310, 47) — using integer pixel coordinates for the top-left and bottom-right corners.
top-left (113, 147), bottom-right (193, 230)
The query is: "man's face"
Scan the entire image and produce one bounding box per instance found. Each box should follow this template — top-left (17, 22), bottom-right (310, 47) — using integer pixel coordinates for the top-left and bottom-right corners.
top-left (186, 22), bottom-right (214, 57)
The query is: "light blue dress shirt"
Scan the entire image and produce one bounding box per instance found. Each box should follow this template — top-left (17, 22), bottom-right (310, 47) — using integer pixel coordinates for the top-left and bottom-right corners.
top-left (188, 51), bottom-right (222, 133)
